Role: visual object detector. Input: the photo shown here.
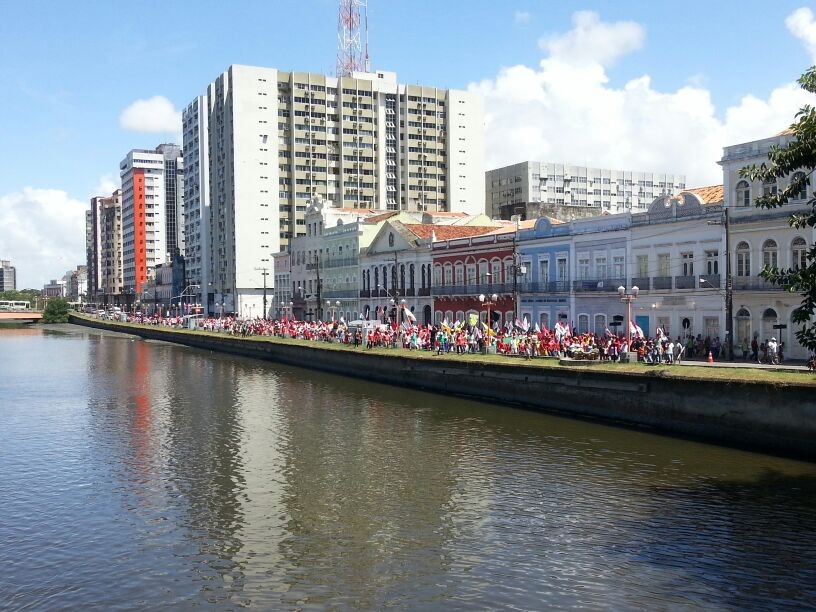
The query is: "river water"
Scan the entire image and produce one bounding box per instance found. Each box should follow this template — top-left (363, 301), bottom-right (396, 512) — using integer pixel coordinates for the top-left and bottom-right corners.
top-left (2, 324), bottom-right (815, 609)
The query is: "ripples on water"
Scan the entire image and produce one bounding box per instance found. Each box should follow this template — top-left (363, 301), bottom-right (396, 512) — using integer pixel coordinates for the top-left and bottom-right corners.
top-left (1, 325), bottom-right (815, 609)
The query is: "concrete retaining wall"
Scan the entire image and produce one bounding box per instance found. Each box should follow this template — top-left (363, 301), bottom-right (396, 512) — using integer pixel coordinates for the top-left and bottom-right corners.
top-left (70, 315), bottom-right (816, 461)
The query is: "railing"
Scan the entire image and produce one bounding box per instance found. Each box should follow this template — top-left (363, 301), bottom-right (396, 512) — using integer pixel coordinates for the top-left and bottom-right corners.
top-left (631, 277), bottom-right (650, 290)
top-left (417, 287), bottom-right (431, 297)
top-left (653, 276), bottom-right (672, 290)
top-left (323, 289), bottom-right (358, 299)
top-left (359, 289), bottom-right (370, 298)
top-left (733, 277), bottom-right (785, 291)
top-left (323, 257), bottom-right (358, 269)
top-left (404, 288), bottom-right (415, 297)
top-left (522, 281), bottom-right (570, 293)
top-left (430, 283), bottom-right (510, 297)
top-left (571, 278), bottom-right (625, 292)
top-left (675, 275), bottom-right (696, 289)
top-left (698, 274), bottom-right (721, 289)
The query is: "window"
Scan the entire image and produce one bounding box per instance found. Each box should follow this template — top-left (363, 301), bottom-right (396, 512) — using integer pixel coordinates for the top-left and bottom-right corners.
top-left (577, 255), bottom-right (590, 280)
top-left (637, 255), bottom-right (648, 278)
top-left (735, 180), bottom-right (750, 207)
top-left (792, 237), bottom-right (807, 270)
top-left (454, 263), bottom-right (464, 285)
top-left (433, 266), bottom-right (442, 286)
top-left (578, 314), bottom-right (590, 334)
top-left (763, 239), bottom-right (778, 269)
top-left (762, 178), bottom-right (777, 198)
top-left (658, 253), bottom-right (670, 277)
top-left (681, 252), bottom-right (694, 276)
top-left (491, 260), bottom-right (502, 283)
top-left (466, 264), bottom-right (476, 286)
top-left (736, 242), bottom-right (751, 277)
top-left (595, 255), bottom-right (607, 278)
top-left (791, 171), bottom-right (808, 201)
top-left (557, 257), bottom-right (567, 280)
top-left (594, 314), bottom-right (607, 335)
top-left (540, 312), bottom-right (549, 330)
top-left (657, 316), bottom-right (671, 338)
top-left (706, 250), bottom-right (719, 275)
top-left (613, 255), bottom-right (624, 278)
top-left (539, 258), bottom-right (549, 284)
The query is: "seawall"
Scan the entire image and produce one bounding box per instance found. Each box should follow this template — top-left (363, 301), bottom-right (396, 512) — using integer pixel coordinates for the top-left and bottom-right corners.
top-left (69, 314), bottom-right (816, 461)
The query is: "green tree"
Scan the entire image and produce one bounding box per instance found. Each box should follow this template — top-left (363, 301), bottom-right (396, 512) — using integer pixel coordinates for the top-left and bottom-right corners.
top-left (740, 65), bottom-right (816, 353)
top-left (42, 297), bottom-right (70, 323)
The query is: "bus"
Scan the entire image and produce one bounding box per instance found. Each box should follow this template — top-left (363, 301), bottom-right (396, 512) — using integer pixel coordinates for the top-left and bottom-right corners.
top-left (0, 300), bottom-right (30, 310)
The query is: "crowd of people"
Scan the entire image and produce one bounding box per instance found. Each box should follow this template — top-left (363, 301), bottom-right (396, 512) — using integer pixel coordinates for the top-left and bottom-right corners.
top-left (112, 312), bottom-right (754, 365)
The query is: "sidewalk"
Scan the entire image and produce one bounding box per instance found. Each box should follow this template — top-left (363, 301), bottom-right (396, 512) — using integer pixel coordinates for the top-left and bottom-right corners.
top-left (678, 358), bottom-right (809, 372)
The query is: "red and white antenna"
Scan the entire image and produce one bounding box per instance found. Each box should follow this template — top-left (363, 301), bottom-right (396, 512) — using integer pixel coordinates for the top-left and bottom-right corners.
top-left (337, 0), bottom-right (370, 76)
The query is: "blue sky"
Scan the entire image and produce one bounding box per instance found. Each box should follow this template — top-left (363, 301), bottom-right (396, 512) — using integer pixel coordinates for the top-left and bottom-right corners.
top-left (1, 0), bottom-right (815, 287)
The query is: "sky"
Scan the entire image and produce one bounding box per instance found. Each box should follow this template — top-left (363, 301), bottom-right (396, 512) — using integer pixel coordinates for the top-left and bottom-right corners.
top-left (1, 0), bottom-right (815, 288)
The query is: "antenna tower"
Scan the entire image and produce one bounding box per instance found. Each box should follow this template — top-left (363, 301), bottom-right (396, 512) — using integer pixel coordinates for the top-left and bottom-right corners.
top-left (337, 0), bottom-right (369, 77)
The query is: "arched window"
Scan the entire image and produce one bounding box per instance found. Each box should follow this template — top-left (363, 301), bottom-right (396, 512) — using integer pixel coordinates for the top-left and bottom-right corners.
top-left (374, 267), bottom-right (379, 289)
top-left (735, 180), bottom-right (751, 207)
top-left (792, 237), bottom-right (807, 270)
top-left (491, 259), bottom-right (502, 283)
top-left (433, 265), bottom-right (442, 286)
top-left (443, 263), bottom-right (452, 285)
top-left (381, 265), bottom-right (388, 290)
top-left (791, 171), bottom-right (807, 201)
top-left (400, 264), bottom-right (405, 291)
top-left (763, 239), bottom-right (778, 269)
top-left (466, 263), bottom-right (476, 286)
top-left (477, 260), bottom-right (489, 284)
top-left (540, 312), bottom-right (550, 331)
top-left (736, 242), bottom-right (751, 277)
top-left (578, 314), bottom-right (590, 334)
top-left (762, 178), bottom-right (777, 198)
top-left (594, 314), bottom-right (607, 335)
top-left (391, 265), bottom-right (397, 290)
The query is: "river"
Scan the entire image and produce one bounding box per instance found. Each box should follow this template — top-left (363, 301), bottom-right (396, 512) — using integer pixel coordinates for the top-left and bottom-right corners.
top-left (1, 324), bottom-right (815, 609)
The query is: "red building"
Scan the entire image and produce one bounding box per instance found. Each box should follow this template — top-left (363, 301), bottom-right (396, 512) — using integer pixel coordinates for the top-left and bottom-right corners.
top-left (432, 221), bottom-right (535, 326)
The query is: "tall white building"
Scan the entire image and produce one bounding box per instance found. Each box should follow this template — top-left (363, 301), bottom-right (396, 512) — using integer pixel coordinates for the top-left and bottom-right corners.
top-left (0, 259), bottom-right (16, 292)
top-left (486, 161), bottom-right (686, 219)
top-left (120, 144), bottom-right (184, 295)
top-left (183, 64), bottom-right (484, 315)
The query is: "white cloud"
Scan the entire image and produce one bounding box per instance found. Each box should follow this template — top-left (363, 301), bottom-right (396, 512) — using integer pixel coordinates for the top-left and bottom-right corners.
top-left (471, 11), bottom-right (816, 187)
top-left (786, 7), bottom-right (816, 63)
top-left (0, 188), bottom-right (87, 289)
top-left (539, 10), bottom-right (644, 67)
top-left (92, 174), bottom-right (118, 197)
top-left (514, 11), bottom-right (531, 25)
top-left (119, 95), bottom-right (181, 134)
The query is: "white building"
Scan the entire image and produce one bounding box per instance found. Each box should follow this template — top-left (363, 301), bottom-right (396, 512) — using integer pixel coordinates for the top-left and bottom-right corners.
top-left (183, 64), bottom-right (484, 315)
top-left (487, 161), bottom-right (686, 219)
top-left (120, 144), bottom-right (184, 296)
top-left (720, 130), bottom-right (815, 360)
top-left (0, 259), bottom-right (16, 292)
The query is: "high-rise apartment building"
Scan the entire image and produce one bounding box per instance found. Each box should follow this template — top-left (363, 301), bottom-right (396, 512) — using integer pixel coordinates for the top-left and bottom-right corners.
top-left (486, 162), bottom-right (686, 219)
top-left (120, 145), bottom-right (184, 294)
top-left (0, 259), bottom-right (16, 291)
top-left (183, 64), bottom-right (484, 314)
top-left (88, 190), bottom-right (125, 304)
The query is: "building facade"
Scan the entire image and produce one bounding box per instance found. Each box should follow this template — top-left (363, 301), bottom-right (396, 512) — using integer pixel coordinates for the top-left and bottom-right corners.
top-left (486, 161), bottom-right (686, 219)
top-left (720, 131), bottom-right (815, 360)
top-left (87, 190), bottom-right (123, 304)
top-left (120, 145), bottom-right (184, 295)
top-left (183, 64), bottom-right (484, 315)
top-left (0, 259), bottom-right (16, 292)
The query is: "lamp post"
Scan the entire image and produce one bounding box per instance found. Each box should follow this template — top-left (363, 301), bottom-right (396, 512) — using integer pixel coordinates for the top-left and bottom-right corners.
top-left (479, 292), bottom-right (498, 333)
top-left (617, 285), bottom-right (639, 343)
top-left (326, 299), bottom-right (341, 321)
top-left (378, 283), bottom-right (399, 323)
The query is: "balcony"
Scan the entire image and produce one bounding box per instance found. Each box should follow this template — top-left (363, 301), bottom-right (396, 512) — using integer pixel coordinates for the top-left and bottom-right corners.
top-left (653, 276), bottom-right (672, 290)
top-left (522, 281), bottom-right (569, 293)
top-left (359, 289), bottom-right (371, 298)
top-left (698, 274), bottom-right (721, 289)
top-left (404, 287), bottom-right (415, 297)
top-left (572, 278), bottom-right (625, 292)
top-left (733, 277), bottom-right (785, 291)
top-left (630, 277), bottom-right (650, 291)
top-left (675, 275), bottom-right (696, 289)
top-left (417, 287), bottom-right (431, 297)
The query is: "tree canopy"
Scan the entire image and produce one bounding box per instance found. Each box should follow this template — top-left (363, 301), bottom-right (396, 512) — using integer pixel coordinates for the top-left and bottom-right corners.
top-left (42, 298), bottom-right (70, 324)
top-left (741, 65), bottom-right (816, 353)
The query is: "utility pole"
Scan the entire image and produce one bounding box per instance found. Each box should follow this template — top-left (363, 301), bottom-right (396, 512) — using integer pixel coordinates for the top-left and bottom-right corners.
top-left (255, 267), bottom-right (270, 319)
top-left (725, 207), bottom-right (733, 361)
top-left (313, 254), bottom-right (322, 321)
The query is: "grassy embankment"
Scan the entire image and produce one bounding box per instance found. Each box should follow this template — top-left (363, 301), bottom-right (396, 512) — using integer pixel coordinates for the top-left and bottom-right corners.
top-left (70, 313), bottom-right (815, 387)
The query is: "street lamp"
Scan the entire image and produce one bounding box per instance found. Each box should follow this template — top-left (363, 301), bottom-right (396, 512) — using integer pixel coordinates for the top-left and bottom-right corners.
top-left (617, 285), bottom-right (639, 343)
top-left (326, 299), bottom-right (341, 321)
top-left (479, 293), bottom-right (498, 333)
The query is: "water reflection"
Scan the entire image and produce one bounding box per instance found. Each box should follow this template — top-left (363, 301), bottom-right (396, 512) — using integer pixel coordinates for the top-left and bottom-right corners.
top-left (1, 325), bottom-right (815, 609)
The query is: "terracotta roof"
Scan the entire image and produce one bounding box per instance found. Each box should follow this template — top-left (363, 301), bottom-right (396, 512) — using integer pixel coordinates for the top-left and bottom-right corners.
top-left (364, 211), bottom-right (399, 223)
top-left (403, 224), bottom-right (499, 240)
top-left (687, 185), bottom-right (724, 205)
top-left (332, 207), bottom-right (378, 214)
top-left (424, 211), bottom-right (468, 217)
top-left (482, 219), bottom-right (539, 234)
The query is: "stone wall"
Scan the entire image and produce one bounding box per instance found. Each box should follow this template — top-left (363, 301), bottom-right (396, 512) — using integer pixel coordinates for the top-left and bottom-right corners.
top-left (70, 315), bottom-right (816, 461)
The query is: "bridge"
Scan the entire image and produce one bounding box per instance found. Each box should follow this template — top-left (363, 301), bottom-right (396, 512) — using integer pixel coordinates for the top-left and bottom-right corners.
top-left (0, 310), bottom-right (44, 323)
